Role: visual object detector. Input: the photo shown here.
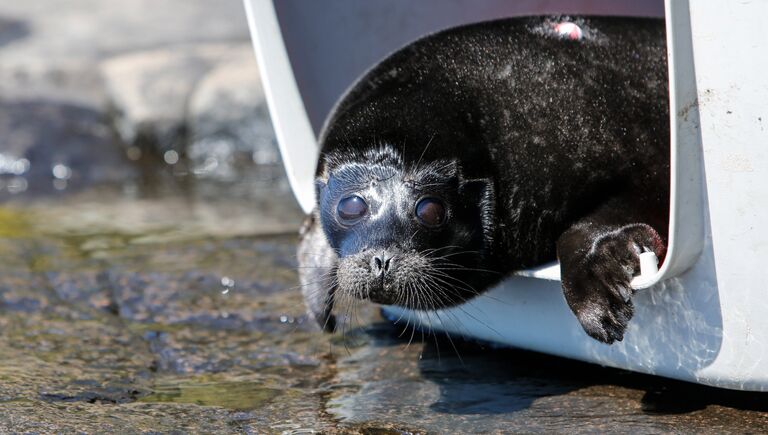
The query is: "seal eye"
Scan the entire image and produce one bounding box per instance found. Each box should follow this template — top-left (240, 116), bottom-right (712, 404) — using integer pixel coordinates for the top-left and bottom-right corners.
top-left (337, 195), bottom-right (368, 224)
top-left (415, 197), bottom-right (446, 227)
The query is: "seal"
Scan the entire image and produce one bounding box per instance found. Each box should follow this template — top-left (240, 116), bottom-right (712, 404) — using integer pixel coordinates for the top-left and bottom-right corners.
top-left (298, 16), bottom-right (669, 344)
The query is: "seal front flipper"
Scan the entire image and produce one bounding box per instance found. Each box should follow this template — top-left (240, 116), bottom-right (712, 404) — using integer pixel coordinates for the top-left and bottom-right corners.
top-left (297, 212), bottom-right (337, 332)
top-left (556, 196), bottom-right (666, 344)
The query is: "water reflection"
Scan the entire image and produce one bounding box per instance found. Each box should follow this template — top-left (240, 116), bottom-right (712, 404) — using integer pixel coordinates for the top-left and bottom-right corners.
top-left (6, 176), bottom-right (28, 194)
top-left (0, 98), bottom-right (288, 203)
top-left (0, 154), bottom-right (30, 175)
top-left (140, 379), bottom-right (281, 411)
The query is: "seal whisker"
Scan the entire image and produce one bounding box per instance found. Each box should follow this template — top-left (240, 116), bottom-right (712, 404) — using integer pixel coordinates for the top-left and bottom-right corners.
top-left (429, 311), bottom-right (466, 366)
top-left (422, 270), bottom-right (513, 309)
top-left (394, 282), bottom-right (415, 332)
top-left (423, 271), bottom-right (506, 340)
top-left (420, 276), bottom-right (473, 339)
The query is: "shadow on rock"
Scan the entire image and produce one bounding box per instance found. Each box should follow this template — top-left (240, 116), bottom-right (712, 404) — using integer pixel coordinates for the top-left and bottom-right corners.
top-left (640, 383), bottom-right (768, 414)
top-left (414, 334), bottom-right (579, 415)
top-left (412, 328), bottom-right (768, 417)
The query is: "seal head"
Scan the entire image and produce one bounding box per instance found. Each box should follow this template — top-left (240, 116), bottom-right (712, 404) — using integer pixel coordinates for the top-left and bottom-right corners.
top-left (316, 144), bottom-right (497, 308)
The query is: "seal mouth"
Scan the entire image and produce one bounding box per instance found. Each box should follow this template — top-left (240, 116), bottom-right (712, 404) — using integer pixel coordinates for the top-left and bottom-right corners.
top-left (366, 293), bottom-right (393, 305)
top-left (361, 279), bottom-right (397, 305)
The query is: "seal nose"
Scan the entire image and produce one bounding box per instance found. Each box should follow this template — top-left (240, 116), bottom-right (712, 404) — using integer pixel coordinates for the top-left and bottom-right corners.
top-left (371, 252), bottom-right (394, 276)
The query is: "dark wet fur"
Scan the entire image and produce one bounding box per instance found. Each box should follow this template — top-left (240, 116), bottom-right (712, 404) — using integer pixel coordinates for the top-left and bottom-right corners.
top-left (300, 16), bottom-right (669, 343)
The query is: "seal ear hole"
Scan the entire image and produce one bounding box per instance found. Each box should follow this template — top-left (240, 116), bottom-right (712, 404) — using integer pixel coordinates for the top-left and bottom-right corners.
top-left (415, 197), bottom-right (446, 227)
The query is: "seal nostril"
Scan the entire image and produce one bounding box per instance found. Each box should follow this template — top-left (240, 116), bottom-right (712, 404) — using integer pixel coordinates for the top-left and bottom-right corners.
top-left (371, 253), bottom-right (394, 275)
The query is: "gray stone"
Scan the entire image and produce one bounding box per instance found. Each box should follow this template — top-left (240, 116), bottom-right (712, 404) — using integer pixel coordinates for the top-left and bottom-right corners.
top-left (187, 55), bottom-right (281, 182)
top-left (100, 41), bottom-right (290, 195)
top-left (0, 0), bottom-right (249, 64)
top-left (0, 0), bottom-right (249, 110)
top-left (99, 42), bottom-right (285, 189)
top-left (100, 44), bottom-right (252, 148)
top-left (0, 0), bottom-right (290, 200)
top-left (0, 0), bottom-right (269, 186)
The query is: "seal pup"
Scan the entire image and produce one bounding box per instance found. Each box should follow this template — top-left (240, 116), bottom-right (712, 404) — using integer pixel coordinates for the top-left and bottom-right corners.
top-left (299, 17), bottom-right (669, 344)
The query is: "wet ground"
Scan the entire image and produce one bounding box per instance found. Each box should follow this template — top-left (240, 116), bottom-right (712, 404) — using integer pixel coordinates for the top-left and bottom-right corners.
top-left (1, 0), bottom-right (768, 433)
top-left (1, 178), bottom-right (768, 434)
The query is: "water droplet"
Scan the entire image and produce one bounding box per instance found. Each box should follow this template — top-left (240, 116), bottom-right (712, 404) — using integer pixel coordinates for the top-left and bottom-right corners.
top-left (278, 315), bottom-right (295, 324)
top-left (221, 276), bottom-right (234, 295)
top-left (52, 163), bottom-right (72, 180)
top-left (163, 150), bottom-right (179, 165)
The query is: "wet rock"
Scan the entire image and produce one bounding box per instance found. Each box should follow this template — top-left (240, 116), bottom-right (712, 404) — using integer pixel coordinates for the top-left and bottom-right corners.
top-left (47, 270), bottom-right (117, 314)
top-left (39, 384), bottom-right (149, 405)
top-left (107, 270), bottom-right (295, 331)
top-left (3, 194), bottom-right (768, 431)
top-left (0, 222), bottom-right (337, 431)
top-left (0, 274), bottom-right (49, 312)
top-left (0, 312), bottom-right (156, 404)
top-left (143, 328), bottom-right (322, 375)
top-left (0, 400), bottom-right (264, 433)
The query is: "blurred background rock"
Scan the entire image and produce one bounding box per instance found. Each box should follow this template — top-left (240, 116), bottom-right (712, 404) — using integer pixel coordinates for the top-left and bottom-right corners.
top-left (0, 0), bottom-right (303, 235)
